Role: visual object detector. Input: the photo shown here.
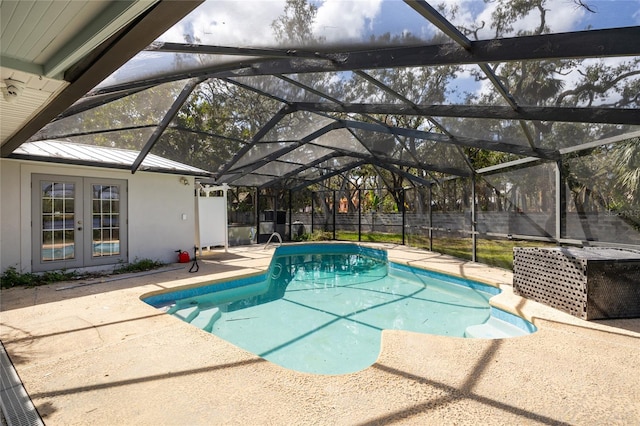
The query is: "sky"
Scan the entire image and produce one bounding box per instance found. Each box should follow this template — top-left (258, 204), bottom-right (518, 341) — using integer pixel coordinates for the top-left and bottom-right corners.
top-left (159, 0), bottom-right (640, 46)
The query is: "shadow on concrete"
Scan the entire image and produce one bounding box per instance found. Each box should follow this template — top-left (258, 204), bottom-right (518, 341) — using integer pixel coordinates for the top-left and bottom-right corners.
top-left (361, 340), bottom-right (571, 425)
top-left (29, 358), bottom-right (266, 400)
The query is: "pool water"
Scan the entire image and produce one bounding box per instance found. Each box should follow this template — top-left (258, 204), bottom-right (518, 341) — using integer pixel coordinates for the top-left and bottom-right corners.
top-left (144, 244), bottom-right (535, 375)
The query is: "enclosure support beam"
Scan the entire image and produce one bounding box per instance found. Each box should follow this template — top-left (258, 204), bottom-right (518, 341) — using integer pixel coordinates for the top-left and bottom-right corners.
top-left (428, 184), bottom-right (433, 252)
top-left (555, 160), bottom-right (567, 242)
top-left (471, 174), bottom-right (477, 262)
top-left (358, 189), bottom-right (362, 242)
top-left (333, 191), bottom-right (337, 241)
top-left (402, 189), bottom-right (406, 246)
top-left (311, 196), bottom-right (315, 234)
top-left (288, 190), bottom-right (292, 242)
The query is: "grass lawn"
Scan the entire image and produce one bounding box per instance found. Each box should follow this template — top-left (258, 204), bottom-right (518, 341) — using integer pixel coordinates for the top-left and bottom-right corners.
top-left (334, 230), bottom-right (555, 270)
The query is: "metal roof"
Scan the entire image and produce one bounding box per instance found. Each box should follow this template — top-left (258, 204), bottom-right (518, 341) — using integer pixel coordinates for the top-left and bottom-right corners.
top-left (12, 140), bottom-right (210, 176)
top-left (2, 0), bottom-right (639, 189)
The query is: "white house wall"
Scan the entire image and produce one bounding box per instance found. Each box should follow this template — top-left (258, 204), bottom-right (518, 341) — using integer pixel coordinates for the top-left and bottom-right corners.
top-left (0, 158), bottom-right (196, 273)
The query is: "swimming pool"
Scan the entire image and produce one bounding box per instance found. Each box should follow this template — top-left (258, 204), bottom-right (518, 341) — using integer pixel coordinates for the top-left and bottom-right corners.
top-left (144, 244), bottom-right (536, 375)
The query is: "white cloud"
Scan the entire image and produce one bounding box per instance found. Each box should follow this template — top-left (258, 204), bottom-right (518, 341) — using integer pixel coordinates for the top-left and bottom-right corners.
top-left (313, 0), bottom-right (383, 42)
top-left (447, 0), bottom-right (585, 39)
top-left (159, 1), bottom-right (286, 46)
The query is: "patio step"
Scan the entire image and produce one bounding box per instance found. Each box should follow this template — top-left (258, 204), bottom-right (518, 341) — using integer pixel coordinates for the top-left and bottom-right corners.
top-left (464, 317), bottom-right (528, 339)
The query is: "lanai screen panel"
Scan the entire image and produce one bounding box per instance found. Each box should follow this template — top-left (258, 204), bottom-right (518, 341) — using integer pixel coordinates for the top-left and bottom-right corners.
top-left (477, 163), bottom-right (556, 238)
top-left (278, 144), bottom-right (335, 165)
top-left (31, 80), bottom-right (189, 143)
top-left (564, 144), bottom-right (640, 246)
top-left (228, 76), bottom-right (329, 103)
top-left (48, 128), bottom-right (156, 153)
top-left (261, 112), bottom-right (336, 142)
top-left (9, 0), bottom-right (639, 196)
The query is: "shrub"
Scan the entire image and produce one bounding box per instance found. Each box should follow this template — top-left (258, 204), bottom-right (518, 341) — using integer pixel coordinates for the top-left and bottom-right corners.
top-left (0, 267), bottom-right (77, 289)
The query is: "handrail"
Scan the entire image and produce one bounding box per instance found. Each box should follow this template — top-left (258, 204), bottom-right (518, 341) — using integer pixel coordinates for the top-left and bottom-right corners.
top-left (264, 232), bottom-right (282, 249)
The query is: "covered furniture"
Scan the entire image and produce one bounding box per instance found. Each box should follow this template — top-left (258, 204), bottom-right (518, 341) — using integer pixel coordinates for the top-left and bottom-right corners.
top-left (513, 247), bottom-right (640, 320)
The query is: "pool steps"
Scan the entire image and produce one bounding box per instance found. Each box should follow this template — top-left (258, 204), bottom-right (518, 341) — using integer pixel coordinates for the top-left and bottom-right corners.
top-left (464, 316), bottom-right (529, 339)
top-left (170, 305), bottom-right (222, 333)
top-left (190, 307), bottom-right (221, 333)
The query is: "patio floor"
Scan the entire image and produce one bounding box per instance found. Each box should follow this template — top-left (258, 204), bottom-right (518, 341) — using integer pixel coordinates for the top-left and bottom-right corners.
top-left (1, 243), bottom-right (639, 425)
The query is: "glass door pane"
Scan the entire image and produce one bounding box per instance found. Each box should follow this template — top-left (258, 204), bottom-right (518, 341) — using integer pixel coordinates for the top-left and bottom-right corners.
top-left (84, 177), bottom-right (127, 267)
top-left (32, 174), bottom-right (84, 272)
top-left (91, 184), bottom-right (121, 257)
top-left (41, 181), bottom-right (76, 261)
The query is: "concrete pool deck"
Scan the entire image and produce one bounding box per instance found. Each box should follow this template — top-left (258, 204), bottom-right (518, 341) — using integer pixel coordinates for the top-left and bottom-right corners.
top-left (1, 243), bottom-right (639, 425)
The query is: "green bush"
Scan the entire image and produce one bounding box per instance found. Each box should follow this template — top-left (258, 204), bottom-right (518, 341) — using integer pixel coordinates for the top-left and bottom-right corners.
top-left (1, 267), bottom-right (78, 289)
top-left (1, 258), bottom-right (164, 289)
top-left (113, 258), bottom-right (164, 274)
top-left (306, 231), bottom-right (333, 241)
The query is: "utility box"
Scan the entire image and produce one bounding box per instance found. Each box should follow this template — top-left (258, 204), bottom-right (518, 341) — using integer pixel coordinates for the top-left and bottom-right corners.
top-left (258, 210), bottom-right (287, 243)
top-left (513, 247), bottom-right (640, 320)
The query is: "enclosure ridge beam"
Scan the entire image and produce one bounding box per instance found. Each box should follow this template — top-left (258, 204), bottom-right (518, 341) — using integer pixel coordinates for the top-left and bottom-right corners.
top-left (341, 120), bottom-right (558, 159)
top-left (293, 102), bottom-right (640, 125)
top-left (212, 27), bottom-right (640, 77)
top-left (145, 42), bottom-right (322, 59)
top-left (87, 27), bottom-right (640, 96)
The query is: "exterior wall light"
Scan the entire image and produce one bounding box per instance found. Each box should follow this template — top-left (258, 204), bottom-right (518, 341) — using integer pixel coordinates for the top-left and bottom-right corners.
top-left (2, 79), bottom-right (25, 103)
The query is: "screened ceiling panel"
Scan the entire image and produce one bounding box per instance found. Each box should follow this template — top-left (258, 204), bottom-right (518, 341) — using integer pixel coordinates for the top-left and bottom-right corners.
top-left (228, 75), bottom-right (328, 103)
top-left (232, 173), bottom-right (279, 187)
top-left (310, 128), bottom-right (369, 155)
top-left (229, 142), bottom-right (298, 171)
top-left (534, 123), bottom-right (640, 151)
top-left (397, 136), bottom-right (470, 172)
top-left (278, 144), bottom-right (335, 165)
top-left (285, 71), bottom-right (403, 104)
top-left (32, 80), bottom-right (188, 141)
top-left (253, 160), bottom-right (305, 177)
top-left (363, 65), bottom-right (492, 106)
top-left (261, 111), bottom-right (336, 142)
top-left (43, 128), bottom-right (157, 152)
top-left (95, 52), bottom-right (266, 90)
top-left (435, 117), bottom-right (534, 148)
top-left (8, 0), bottom-right (639, 189)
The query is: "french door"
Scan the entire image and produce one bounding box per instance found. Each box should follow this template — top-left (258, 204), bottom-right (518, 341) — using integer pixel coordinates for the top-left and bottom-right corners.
top-left (31, 174), bottom-right (128, 272)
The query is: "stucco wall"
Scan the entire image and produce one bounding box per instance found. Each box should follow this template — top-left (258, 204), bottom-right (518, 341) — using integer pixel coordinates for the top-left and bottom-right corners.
top-left (1, 159), bottom-right (196, 273)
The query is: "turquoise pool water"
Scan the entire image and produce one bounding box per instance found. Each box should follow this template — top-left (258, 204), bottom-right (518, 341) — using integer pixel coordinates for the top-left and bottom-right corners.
top-left (144, 244), bottom-right (535, 375)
